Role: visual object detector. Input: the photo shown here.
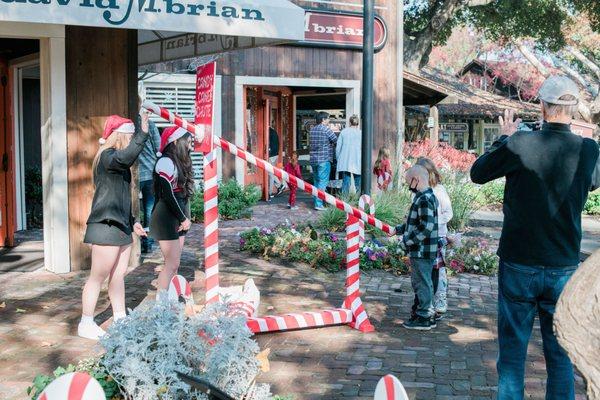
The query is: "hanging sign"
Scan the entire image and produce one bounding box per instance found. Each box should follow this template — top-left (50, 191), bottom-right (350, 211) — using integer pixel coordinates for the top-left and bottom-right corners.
top-left (195, 61), bottom-right (216, 153)
top-left (299, 10), bottom-right (387, 51)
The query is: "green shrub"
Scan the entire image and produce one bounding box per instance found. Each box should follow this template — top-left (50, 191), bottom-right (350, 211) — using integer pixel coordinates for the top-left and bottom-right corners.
top-left (444, 173), bottom-right (481, 231)
top-left (584, 192), bottom-right (600, 215)
top-left (191, 179), bottom-right (261, 222)
top-left (479, 179), bottom-right (505, 206)
top-left (316, 190), bottom-right (411, 236)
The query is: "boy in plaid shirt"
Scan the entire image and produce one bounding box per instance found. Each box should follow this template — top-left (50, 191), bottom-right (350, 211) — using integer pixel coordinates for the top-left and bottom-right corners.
top-left (396, 165), bottom-right (439, 330)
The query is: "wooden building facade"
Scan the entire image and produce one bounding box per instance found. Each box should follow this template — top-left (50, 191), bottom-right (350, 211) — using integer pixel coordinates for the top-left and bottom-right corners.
top-left (146, 1), bottom-right (401, 198)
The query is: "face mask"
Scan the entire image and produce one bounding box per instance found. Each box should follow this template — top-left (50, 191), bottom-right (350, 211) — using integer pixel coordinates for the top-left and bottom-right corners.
top-left (408, 177), bottom-right (419, 193)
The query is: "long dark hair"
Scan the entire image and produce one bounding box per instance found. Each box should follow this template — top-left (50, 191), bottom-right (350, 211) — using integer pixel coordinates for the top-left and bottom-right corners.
top-left (157, 133), bottom-right (195, 198)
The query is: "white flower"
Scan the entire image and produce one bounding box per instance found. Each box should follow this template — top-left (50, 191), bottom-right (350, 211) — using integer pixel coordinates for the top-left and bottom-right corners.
top-left (473, 265), bottom-right (480, 271)
top-left (474, 256), bottom-right (481, 262)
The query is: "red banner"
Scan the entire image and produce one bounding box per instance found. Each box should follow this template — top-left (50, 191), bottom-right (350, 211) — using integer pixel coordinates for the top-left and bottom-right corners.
top-left (302, 10), bottom-right (387, 51)
top-left (194, 61), bottom-right (216, 153)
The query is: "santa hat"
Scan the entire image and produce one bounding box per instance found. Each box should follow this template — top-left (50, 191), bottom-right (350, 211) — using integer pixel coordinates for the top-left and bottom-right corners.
top-left (157, 126), bottom-right (188, 157)
top-left (100, 115), bottom-right (135, 144)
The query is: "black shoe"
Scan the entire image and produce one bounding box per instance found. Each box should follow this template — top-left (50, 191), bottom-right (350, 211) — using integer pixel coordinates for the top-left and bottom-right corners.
top-left (434, 312), bottom-right (445, 321)
top-left (276, 185), bottom-right (285, 196)
top-left (403, 315), bottom-right (434, 330)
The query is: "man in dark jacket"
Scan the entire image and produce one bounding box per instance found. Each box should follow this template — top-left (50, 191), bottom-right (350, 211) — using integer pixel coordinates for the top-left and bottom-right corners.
top-left (470, 76), bottom-right (600, 400)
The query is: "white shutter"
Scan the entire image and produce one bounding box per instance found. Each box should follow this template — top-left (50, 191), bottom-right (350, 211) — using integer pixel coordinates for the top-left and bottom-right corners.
top-left (143, 80), bottom-right (204, 183)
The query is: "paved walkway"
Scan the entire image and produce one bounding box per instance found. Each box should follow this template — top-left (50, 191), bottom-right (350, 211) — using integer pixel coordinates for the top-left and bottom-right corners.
top-left (0, 196), bottom-right (589, 399)
top-left (473, 210), bottom-right (600, 257)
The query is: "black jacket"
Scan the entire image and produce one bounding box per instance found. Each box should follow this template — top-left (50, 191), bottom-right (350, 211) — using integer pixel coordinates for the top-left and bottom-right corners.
top-left (86, 128), bottom-right (149, 233)
top-left (471, 122), bottom-right (599, 267)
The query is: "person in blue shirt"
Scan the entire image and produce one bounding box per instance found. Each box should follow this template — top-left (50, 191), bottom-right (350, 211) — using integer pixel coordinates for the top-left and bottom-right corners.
top-left (309, 112), bottom-right (337, 210)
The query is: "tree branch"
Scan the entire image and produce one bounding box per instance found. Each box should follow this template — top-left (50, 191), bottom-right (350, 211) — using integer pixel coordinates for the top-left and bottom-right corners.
top-left (566, 46), bottom-right (600, 82)
top-left (465, 0), bottom-right (495, 6)
top-left (552, 54), bottom-right (599, 97)
top-left (515, 42), bottom-right (550, 77)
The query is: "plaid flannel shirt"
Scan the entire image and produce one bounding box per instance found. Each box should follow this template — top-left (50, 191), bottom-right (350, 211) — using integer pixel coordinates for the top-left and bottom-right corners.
top-left (399, 188), bottom-right (439, 260)
top-left (309, 124), bottom-right (337, 164)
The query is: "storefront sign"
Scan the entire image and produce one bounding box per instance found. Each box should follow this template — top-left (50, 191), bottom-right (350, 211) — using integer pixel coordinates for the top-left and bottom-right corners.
top-left (195, 61), bottom-right (216, 152)
top-left (440, 123), bottom-right (468, 132)
top-left (300, 10), bottom-right (387, 51)
top-left (0, 0), bottom-right (304, 41)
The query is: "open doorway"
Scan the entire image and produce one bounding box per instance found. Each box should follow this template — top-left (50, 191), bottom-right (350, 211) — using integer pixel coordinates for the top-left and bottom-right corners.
top-left (0, 38), bottom-right (43, 272)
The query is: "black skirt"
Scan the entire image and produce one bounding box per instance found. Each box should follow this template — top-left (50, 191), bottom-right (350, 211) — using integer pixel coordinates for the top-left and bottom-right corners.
top-left (150, 196), bottom-right (191, 241)
top-left (83, 222), bottom-right (133, 246)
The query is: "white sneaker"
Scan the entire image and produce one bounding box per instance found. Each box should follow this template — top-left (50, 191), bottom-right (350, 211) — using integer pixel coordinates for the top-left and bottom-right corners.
top-left (77, 321), bottom-right (106, 341)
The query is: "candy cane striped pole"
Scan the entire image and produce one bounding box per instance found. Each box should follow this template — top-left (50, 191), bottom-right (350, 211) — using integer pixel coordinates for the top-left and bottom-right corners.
top-left (358, 195), bottom-right (375, 244)
top-left (204, 148), bottom-right (220, 304)
top-left (143, 100), bottom-right (395, 235)
top-left (344, 204), bottom-right (375, 333)
top-left (247, 308), bottom-right (353, 333)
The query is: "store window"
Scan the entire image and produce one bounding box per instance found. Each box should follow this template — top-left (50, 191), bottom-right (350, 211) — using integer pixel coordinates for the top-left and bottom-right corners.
top-left (484, 125), bottom-right (501, 151)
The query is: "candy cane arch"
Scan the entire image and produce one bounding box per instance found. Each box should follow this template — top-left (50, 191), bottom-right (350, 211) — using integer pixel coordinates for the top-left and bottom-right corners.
top-left (143, 100), bottom-right (395, 334)
top-left (358, 194), bottom-right (375, 244)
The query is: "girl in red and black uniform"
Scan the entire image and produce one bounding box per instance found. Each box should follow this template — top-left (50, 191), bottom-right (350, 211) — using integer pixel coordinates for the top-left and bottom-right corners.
top-left (150, 126), bottom-right (194, 297)
top-left (79, 113), bottom-right (149, 340)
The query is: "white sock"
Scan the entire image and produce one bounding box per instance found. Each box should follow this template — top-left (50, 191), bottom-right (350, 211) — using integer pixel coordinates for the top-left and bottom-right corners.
top-left (81, 315), bottom-right (95, 325)
top-left (113, 312), bottom-right (126, 321)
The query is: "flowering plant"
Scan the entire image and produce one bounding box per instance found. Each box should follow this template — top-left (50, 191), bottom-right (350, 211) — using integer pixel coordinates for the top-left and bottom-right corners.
top-left (240, 225), bottom-right (409, 274)
top-left (403, 139), bottom-right (477, 172)
top-left (446, 238), bottom-right (498, 276)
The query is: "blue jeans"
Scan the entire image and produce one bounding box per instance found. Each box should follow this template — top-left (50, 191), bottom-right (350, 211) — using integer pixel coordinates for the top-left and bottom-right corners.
top-left (497, 260), bottom-right (577, 400)
top-left (140, 180), bottom-right (155, 250)
top-left (340, 171), bottom-right (361, 195)
top-left (311, 162), bottom-right (331, 208)
top-left (410, 257), bottom-right (434, 318)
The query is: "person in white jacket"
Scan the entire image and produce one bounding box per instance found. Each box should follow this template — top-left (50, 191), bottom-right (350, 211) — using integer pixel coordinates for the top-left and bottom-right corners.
top-left (336, 115), bottom-right (362, 195)
top-left (417, 157), bottom-right (453, 317)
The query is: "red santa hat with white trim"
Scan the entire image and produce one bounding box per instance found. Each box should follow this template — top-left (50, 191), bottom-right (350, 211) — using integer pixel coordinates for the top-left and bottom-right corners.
top-left (100, 115), bottom-right (135, 144)
top-left (157, 126), bottom-right (188, 157)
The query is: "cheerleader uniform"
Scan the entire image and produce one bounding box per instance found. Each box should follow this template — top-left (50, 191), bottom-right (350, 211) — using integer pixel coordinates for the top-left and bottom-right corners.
top-left (150, 157), bottom-right (191, 240)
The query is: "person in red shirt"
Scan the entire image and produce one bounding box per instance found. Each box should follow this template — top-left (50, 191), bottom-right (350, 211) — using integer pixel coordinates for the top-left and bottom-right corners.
top-left (284, 151), bottom-right (302, 209)
top-left (373, 147), bottom-right (393, 191)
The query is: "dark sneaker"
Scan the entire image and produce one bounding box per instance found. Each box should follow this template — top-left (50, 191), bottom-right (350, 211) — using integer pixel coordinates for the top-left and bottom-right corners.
top-left (276, 185), bottom-right (286, 196)
top-left (434, 312), bottom-right (445, 321)
top-left (403, 315), bottom-right (434, 330)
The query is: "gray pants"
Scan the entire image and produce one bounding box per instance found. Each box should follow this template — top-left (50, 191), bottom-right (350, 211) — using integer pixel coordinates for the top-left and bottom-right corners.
top-left (410, 257), bottom-right (434, 318)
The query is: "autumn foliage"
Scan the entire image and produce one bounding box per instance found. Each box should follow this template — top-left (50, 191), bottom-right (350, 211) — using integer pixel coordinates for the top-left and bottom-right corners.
top-left (403, 140), bottom-right (477, 172)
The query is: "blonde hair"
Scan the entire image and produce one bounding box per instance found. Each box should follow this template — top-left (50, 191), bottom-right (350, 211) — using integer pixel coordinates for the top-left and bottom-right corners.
top-left (92, 132), bottom-right (130, 184)
top-left (416, 157), bottom-right (442, 187)
top-left (374, 147), bottom-right (391, 170)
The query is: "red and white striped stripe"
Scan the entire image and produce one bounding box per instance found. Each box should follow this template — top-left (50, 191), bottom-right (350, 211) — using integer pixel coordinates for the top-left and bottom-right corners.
top-left (37, 372), bottom-right (104, 400)
top-left (374, 374), bottom-right (409, 400)
top-left (229, 301), bottom-right (256, 318)
top-left (168, 275), bottom-right (193, 303)
top-left (142, 100), bottom-right (395, 236)
top-left (344, 212), bottom-right (375, 333)
top-left (203, 149), bottom-right (220, 304)
top-left (246, 309), bottom-right (352, 333)
top-left (358, 194), bottom-right (375, 244)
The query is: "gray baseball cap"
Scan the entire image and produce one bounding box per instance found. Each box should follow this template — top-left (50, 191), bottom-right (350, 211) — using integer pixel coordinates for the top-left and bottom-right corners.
top-left (538, 75), bottom-right (580, 105)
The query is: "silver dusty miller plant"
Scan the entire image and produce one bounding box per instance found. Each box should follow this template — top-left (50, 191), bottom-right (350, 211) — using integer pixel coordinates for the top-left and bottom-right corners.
top-left (100, 299), bottom-right (271, 400)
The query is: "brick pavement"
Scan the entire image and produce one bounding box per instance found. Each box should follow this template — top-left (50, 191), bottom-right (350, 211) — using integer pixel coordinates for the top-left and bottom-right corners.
top-left (0, 193), bottom-right (588, 399)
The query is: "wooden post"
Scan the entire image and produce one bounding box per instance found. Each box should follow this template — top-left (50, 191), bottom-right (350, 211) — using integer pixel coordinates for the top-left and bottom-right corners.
top-left (429, 106), bottom-right (439, 143)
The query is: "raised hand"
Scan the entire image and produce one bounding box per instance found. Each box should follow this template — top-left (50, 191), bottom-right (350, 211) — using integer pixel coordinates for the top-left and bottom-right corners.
top-left (498, 109), bottom-right (522, 137)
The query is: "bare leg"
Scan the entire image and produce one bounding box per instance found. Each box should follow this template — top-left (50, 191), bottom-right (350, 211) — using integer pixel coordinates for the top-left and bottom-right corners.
top-left (82, 245), bottom-right (121, 317)
top-left (156, 239), bottom-right (184, 291)
top-left (107, 244), bottom-right (132, 319)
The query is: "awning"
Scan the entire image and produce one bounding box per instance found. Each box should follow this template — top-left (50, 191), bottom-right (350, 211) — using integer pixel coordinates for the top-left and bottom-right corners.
top-left (1, 0), bottom-right (305, 64)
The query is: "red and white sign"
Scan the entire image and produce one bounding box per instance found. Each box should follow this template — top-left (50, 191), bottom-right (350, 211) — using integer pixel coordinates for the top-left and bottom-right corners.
top-left (302, 10), bottom-right (387, 51)
top-left (195, 61), bottom-right (216, 153)
top-left (570, 120), bottom-right (597, 139)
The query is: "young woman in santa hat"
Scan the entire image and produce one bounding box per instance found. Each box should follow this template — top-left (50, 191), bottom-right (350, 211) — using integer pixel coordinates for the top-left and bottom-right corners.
top-left (150, 126), bottom-right (194, 298)
top-left (79, 113), bottom-right (150, 340)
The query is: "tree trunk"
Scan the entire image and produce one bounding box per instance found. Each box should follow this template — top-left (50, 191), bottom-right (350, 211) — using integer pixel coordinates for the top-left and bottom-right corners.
top-left (554, 249), bottom-right (600, 400)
